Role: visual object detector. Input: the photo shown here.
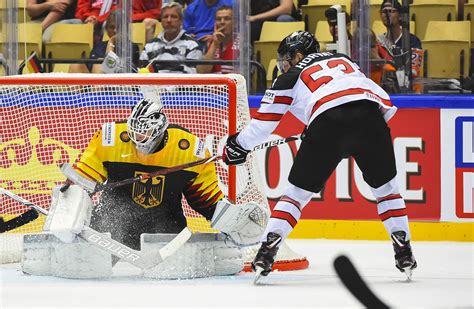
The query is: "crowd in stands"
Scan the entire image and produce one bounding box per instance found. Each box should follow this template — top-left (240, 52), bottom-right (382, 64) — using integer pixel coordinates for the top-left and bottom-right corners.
top-left (139, 1), bottom-right (202, 73)
top-left (2, 0), bottom-right (473, 93)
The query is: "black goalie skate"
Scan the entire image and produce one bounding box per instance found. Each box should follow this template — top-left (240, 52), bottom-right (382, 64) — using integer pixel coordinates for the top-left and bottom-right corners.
top-left (252, 232), bottom-right (282, 284)
top-left (391, 231), bottom-right (417, 280)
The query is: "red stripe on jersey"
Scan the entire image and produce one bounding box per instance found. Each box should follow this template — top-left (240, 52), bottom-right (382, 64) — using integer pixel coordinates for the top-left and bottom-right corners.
top-left (311, 88), bottom-right (392, 117)
top-left (254, 112), bottom-right (284, 121)
top-left (376, 194), bottom-right (402, 204)
top-left (272, 210), bottom-right (298, 227)
top-left (279, 195), bottom-right (302, 212)
top-left (273, 96), bottom-right (293, 105)
top-left (74, 165), bottom-right (106, 182)
top-left (379, 208), bottom-right (407, 221)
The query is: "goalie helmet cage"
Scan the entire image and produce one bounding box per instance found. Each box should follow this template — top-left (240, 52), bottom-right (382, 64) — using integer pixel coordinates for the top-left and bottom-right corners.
top-left (0, 73), bottom-right (308, 271)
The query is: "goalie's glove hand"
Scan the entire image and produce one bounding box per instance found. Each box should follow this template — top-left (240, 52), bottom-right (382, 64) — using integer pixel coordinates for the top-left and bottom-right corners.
top-left (211, 198), bottom-right (269, 246)
top-left (222, 134), bottom-right (250, 166)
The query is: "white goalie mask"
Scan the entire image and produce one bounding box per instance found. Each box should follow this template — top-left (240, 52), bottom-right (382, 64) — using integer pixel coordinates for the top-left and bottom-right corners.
top-left (127, 99), bottom-right (169, 154)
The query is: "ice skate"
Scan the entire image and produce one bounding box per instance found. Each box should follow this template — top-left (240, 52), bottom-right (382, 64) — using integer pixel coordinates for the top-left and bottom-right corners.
top-left (391, 231), bottom-right (417, 280)
top-left (252, 232), bottom-right (282, 284)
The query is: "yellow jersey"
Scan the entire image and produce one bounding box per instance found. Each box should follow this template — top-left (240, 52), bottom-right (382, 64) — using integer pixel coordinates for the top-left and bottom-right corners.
top-left (75, 122), bottom-right (224, 234)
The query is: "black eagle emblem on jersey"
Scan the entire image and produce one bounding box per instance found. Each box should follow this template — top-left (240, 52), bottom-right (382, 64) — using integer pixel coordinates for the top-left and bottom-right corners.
top-left (132, 172), bottom-right (164, 208)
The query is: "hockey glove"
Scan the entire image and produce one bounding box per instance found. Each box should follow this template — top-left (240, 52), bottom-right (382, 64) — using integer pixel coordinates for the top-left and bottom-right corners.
top-left (222, 134), bottom-right (250, 165)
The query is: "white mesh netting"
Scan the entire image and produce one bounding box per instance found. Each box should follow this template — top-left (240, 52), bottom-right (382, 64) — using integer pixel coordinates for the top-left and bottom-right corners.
top-left (0, 73), bottom-right (307, 270)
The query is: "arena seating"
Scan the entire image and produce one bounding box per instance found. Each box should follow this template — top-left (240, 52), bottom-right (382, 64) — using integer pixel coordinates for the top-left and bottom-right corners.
top-left (301, 0), bottom-right (350, 34)
top-left (464, 3), bottom-right (474, 47)
top-left (0, 23), bottom-right (42, 61)
top-left (369, 0), bottom-right (384, 26)
top-left (422, 20), bottom-right (471, 78)
top-left (45, 23), bottom-right (94, 59)
top-left (0, 0), bottom-right (30, 23)
top-left (410, 0), bottom-right (456, 39)
top-left (314, 20), bottom-right (334, 51)
top-left (253, 21), bottom-right (305, 74)
top-left (0, 0), bottom-right (471, 90)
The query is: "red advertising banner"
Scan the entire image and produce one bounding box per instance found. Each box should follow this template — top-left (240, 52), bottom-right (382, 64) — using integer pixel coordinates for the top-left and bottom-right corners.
top-left (251, 108), bottom-right (441, 221)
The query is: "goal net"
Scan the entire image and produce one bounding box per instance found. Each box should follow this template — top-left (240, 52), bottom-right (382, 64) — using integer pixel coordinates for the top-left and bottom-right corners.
top-left (0, 73), bottom-right (308, 271)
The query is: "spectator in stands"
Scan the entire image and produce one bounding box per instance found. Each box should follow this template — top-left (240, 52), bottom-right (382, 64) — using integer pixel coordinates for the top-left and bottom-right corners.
top-left (183, 0), bottom-right (233, 49)
top-left (171, 0), bottom-right (193, 6)
top-left (75, 0), bottom-right (116, 27)
top-left (249, 0), bottom-right (301, 43)
top-left (197, 5), bottom-right (237, 74)
top-left (378, 0), bottom-right (421, 52)
top-left (69, 11), bottom-right (139, 73)
top-left (139, 2), bottom-right (202, 73)
top-left (377, 0), bottom-right (423, 87)
top-left (27, 0), bottom-right (80, 42)
top-left (365, 29), bottom-right (398, 91)
top-left (132, 0), bottom-right (162, 42)
top-left (324, 5), bottom-right (352, 44)
top-left (75, 0), bottom-right (161, 43)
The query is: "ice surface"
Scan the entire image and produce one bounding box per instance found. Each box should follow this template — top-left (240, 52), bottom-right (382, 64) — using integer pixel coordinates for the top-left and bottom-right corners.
top-left (1, 239), bottom-right (472, 308)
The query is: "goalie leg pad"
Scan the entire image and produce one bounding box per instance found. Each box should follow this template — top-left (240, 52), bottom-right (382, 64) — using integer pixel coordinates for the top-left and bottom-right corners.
top-left (142, 233), bottom-right (243, 279)
top-left (211, 198), bottom-right (270, 245)
top-left (51, 240), bottom-right (112, 279)
top-left (43, 185), bottom-right (93, 243)
top-left (22, 233), bottom-right (112, 279)
top-left (21, 234), bottom-right (54, 276)
top-left (213, 240), bottom-right (243, 276)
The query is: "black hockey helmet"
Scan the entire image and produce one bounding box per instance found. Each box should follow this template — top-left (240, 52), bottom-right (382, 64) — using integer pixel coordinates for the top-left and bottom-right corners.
top-left (277, 30), bottom-right (320, 73)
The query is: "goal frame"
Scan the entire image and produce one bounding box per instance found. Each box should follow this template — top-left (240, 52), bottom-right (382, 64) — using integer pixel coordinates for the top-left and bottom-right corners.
top-left (0, 73), bottom-right (309, 271)
top-left (0, 74), bottom-right (238, 200)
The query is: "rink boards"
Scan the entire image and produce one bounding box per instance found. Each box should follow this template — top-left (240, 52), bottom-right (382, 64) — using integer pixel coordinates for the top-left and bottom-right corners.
top-left (247, 95), bottom-right (473, 241)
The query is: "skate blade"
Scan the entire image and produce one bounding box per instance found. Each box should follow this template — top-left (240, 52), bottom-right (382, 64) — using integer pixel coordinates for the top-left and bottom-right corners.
top-left (254, 266), bottom-right (264, 284)
top-left (403, 267), bottom-right (413, 281)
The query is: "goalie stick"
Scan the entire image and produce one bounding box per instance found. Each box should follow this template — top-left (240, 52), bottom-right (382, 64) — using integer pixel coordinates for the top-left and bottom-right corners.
top-left (334, 255), bottom-right (390, 308)
top-left (0, 188), bottom-right (192, 269)
top-left (62, 135), bottom-right (301, 193)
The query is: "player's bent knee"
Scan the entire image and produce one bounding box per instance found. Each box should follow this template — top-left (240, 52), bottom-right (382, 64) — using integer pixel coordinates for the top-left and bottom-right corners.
top-left (283, 183), bottom-right (313, 208)
top-left (142, 233), bottom-right (243, 279)
top-left (370, 175), bottom-right (400, 199)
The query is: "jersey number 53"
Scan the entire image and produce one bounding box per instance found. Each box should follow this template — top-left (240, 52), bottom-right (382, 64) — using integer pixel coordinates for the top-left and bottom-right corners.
top-left (300, 58), bottom-right (359, 92)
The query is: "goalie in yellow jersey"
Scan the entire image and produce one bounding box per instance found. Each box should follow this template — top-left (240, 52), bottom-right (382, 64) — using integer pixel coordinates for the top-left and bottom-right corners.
top-left (79, 99), bottom-right (224, 250)
top-left (21, 98), bottom-right (269, 280)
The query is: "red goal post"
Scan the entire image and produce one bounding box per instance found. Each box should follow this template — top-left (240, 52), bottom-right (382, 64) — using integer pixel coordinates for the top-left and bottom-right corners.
top-left (0, 73), bottom-right (308, 271)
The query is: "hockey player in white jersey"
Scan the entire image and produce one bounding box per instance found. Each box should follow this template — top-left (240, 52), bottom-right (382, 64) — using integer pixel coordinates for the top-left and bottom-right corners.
top-left (221, 31), bottom-right (417, 281)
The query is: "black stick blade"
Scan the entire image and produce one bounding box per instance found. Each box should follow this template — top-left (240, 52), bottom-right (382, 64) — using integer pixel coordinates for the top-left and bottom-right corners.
top-left (0, 209), bottom-right (39, 233)
top-left (334, 255), bottom-right (390, 309)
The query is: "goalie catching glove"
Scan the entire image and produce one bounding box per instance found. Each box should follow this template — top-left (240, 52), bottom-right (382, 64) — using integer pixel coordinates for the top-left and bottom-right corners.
top-left (222, 134), bottom-right (250, 165)
top-left (210, 198), bottom-right (269, 245)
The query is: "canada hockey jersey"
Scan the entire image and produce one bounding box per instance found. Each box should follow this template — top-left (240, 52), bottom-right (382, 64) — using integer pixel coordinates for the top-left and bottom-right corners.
top-left (237, 52), bottom-right (397, 151)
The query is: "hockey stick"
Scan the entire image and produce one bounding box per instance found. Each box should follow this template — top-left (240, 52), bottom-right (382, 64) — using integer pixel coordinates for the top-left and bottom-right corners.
top-left (0, 188), bottom-right (41, 233)
top-left (0, 209), bottom-right (39, 233)
top-left (62, 135), bottom-right (301, 193)
top-left (334, 255), bottom-right (390, 308)
top-left (0, 188), bottom-right (192, 269)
